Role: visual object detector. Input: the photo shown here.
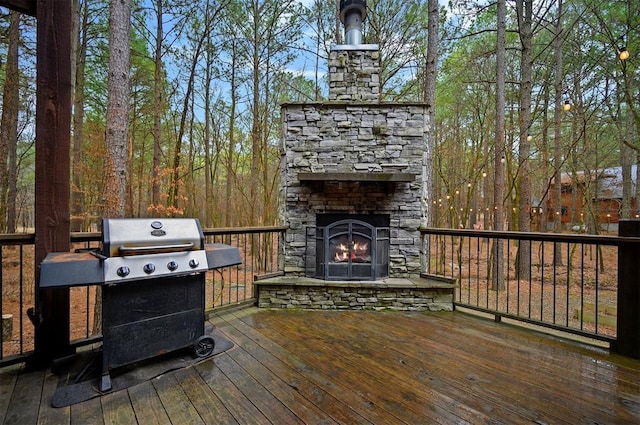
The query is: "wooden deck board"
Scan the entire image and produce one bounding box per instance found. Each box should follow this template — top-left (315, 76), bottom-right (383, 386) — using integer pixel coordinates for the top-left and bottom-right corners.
top-left (243, 311), bottom-right (488, 424)
top-left (127, 380), bottom-right (171, 425)
top-left (2, 307), bottom-right (640, 424)
top-left (321, 310), bottom-right (601, 423)
top-left (423, 313), bottom-right (640, 422)
top-left (101, 387), bottom-right (136, 425)
top-left (210, 313), bottom-right (374, 424)
top-left (212, 312), bottom-right (395, 424)
top-left (225, 344), bottom-right (339, 424)
top-left (243, 311), bottom-right (534, 424)
top-left (0, 367), bottom-right (17, 424)
top-left (3, 369), bottom-right (43, 425)
top-left (152, 372), bottom-right (204, 425)
top-left (195, 357), bottom-right (272, 424)
top-left (37, 372), bottom-right (70, 425)
top-left (212, 352), bottom-right (305, 424)
top-left (69, 395), bottom-right (103, 425)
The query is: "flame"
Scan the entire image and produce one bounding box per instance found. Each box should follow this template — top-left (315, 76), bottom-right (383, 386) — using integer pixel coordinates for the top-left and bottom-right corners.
top-left (353, 242), bottom-right (368, 252)
top-left (333, 240), bottom-right (370, 262)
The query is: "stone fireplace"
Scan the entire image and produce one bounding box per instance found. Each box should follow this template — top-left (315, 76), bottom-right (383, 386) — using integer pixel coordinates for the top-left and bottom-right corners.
top-left (255, 0), bottom-right (453, 311)
top-left (310, 213), bottom-right (390, 281)
top-left (279, 44), bottom-right (427, 280)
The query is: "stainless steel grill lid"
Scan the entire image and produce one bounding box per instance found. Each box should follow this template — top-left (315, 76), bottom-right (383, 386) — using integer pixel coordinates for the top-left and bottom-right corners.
top-left (101, 218), bottom-right (208, 283)
top-left (102, 218), bottom-right (205, 257)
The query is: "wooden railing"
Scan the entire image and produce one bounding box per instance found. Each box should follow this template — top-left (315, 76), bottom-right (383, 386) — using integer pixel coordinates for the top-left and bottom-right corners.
top-left (421, 221), bottom-right (640, 358)
top-left (0, 226), bottom-right (286, 367)
top-left (4, 222), bottom-right (640, 366)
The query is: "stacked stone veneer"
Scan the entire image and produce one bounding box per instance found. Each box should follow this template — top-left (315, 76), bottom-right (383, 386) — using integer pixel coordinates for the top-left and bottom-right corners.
top-left (280, 47), bottom-right (428, 279)
top-left (255, 279), bottom-right (454, 311)
top-left (328, 47), bottom-right (380, 101)
top-left (280, 102), bottom-right (427, 278)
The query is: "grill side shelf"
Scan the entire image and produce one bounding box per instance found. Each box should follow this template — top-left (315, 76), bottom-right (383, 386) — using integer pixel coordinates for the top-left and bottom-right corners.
top-left (204, 243), bottom-right (242, 269)
top-left (39, 252), bottom-right (103, 288)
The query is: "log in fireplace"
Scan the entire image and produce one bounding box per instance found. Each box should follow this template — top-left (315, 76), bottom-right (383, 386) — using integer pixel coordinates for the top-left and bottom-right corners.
top-left (307, 214), bottom-right (389, 281)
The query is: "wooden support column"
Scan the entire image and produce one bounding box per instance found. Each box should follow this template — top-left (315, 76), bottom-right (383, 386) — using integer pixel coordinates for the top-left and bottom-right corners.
top-left (32, 0), bottom-right (73, 364)
top-left (612, 220), bottom-right (640, 358)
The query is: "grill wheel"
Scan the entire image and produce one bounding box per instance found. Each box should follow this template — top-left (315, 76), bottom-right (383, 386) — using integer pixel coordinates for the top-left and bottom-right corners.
top-left (194, 335), bottom-right (216, 358)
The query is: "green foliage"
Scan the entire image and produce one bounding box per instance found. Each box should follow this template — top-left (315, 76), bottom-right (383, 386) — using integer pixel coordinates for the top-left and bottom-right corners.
top-left (1, 0), bottom-right (638, 230)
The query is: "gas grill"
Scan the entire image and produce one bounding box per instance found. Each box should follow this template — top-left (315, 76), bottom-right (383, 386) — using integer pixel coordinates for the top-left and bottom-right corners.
top-left (39, 218), bottom-right (241, 391)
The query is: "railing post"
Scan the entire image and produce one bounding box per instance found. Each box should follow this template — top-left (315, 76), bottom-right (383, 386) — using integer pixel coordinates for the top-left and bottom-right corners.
top-left (613, 220), bottom-right (640, 358)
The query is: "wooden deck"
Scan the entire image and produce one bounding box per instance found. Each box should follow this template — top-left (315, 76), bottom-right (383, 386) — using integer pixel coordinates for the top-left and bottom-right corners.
top-left (2, 307), bottom-right (640, 424)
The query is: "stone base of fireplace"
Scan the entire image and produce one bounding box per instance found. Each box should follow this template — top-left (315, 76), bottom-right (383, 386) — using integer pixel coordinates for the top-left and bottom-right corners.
top-left (254, 274), bottom-right (455, 311)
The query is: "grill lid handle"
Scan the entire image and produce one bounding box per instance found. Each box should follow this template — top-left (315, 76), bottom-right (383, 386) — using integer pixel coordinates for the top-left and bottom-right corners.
top-left (118, 242), bottom-right (195, 256)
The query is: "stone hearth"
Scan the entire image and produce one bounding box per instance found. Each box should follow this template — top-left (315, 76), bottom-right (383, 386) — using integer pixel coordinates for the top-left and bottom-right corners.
top-left (255, 274), bottom-right (454, 311)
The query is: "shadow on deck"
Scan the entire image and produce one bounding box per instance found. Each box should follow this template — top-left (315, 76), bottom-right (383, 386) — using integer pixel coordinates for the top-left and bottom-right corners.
top-left (2, 308), bottom-right (640, 424)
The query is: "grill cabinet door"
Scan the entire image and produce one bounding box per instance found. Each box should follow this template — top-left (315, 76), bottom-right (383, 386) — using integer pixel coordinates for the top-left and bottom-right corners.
top-left (102, 274), bottom-right (204, 373)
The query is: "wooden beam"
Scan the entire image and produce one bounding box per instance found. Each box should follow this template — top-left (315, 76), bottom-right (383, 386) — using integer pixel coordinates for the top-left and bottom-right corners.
top-left (613, 220), bottom-right (640, 359)
top-left (32, 0), bottom-right (72, 365)
top-left (0, 0), bottom-right (36, 16)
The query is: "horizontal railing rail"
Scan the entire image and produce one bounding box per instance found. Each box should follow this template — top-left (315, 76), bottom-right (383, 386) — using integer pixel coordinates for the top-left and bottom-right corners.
top-left (0, 226), bottom-right (286, 367)
top-left (421, 227), bottom-right (622, 344)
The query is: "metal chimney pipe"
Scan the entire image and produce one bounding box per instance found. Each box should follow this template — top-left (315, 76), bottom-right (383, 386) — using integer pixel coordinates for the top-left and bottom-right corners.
top-left (340, 0), bottom-right (367, 45)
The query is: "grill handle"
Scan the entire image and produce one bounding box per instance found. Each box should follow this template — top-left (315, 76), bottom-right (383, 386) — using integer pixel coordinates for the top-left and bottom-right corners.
top-left (118, 242), bottom-right (195, 256)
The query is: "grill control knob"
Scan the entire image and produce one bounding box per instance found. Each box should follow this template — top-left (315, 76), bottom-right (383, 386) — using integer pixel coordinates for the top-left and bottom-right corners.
top-left (189, 259), bottom-right (199, 268)
top-left (143, 263), bottom-right (156, 274)
top-left (117, 266), bottom-right (130, 277)
top-left (167, 261), bottom-right (178, 271)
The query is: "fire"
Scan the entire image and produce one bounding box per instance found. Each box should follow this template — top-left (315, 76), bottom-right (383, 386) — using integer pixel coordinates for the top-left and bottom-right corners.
top-left (334, 240), bottom-right (369, 262)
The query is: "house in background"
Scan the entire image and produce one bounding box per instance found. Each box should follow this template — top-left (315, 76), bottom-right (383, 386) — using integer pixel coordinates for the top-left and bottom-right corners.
top-left (547, 165), bottom-right (638, 232)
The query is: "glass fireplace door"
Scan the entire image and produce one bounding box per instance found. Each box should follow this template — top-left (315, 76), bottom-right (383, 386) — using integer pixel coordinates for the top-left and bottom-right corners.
top-left (312, 218), bottom-right (388, 280)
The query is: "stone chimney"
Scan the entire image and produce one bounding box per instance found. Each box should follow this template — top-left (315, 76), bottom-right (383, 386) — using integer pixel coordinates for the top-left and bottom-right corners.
top-left (328, 48), bottom-right (380, 102)
top-left (329, 0), bottom-right (380, 102)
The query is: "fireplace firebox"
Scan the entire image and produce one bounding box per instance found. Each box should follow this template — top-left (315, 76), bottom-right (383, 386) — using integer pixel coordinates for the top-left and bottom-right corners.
top-left (307, 214), bottom-right (389, 281)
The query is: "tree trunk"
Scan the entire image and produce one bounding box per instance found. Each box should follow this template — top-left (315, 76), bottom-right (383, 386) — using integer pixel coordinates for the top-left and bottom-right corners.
top-left (540, 84), bottom-right (550, 232)
top-left (168, 22), bottom-right (208, 212)
top-left (72, 1), bottom-right (88, 231)
top-left (2, 11), bottom-right (21, 233)
top-left (250, 0), bottom-right (260, 226)
top-left (492, 0), bottom-right (506, 290)
top-left (204, 5), bottom-right (212, 227)
top-left (552, 0), bottom-right (565, 265)
top-left (335, 0), bottom-right (342, 45)
top-left (636, 151), bottom-right (640, 217)
top-left (515, 0), bottom-right (532, 280)
top-left (151, 0), bottom-right (163, 210)
top-left (421, 0), bottom-right (438, 273)
top-left (226, 41), bottom-right (238, 227)
top-left (621, 122), bottom-right (633, 219)
top-left (98, 0), bottom-right (131, 334)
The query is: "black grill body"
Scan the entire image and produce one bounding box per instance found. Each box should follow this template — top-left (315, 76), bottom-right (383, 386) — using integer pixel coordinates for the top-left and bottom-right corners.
top-left (102, 274), bottom-right (204, 377)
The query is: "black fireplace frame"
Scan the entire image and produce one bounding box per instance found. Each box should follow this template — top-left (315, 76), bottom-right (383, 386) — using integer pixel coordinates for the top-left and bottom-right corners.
top-left (306, 214), bottom-right (390, 281)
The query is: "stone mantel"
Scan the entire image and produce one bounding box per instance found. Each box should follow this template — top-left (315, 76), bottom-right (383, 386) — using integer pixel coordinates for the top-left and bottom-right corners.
top-left (298, 172), bottom-right (416, 183)
top-left (281, 101), bottom-right (429, 108)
